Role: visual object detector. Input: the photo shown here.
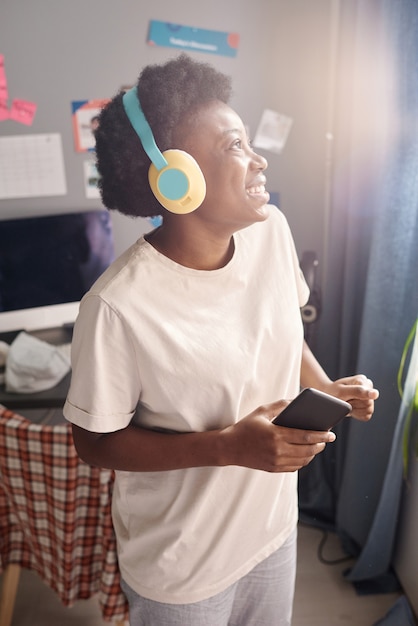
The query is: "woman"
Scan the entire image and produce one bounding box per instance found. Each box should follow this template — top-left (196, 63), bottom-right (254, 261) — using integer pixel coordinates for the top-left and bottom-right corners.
top-left (64, 54), bottom-right (378, 625)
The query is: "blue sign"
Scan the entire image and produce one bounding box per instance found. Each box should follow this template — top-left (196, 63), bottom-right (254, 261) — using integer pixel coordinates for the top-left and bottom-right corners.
top-left (148, 21), bottom-right (240, 58)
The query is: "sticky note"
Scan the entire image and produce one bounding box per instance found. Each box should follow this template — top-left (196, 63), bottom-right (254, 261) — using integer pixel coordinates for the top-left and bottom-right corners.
top-left (0, 100), bottom-right (9, 121)
top-left (9, 99), bottom-right (37, 125)
top-left (0, 54), bottom-right (8, 102)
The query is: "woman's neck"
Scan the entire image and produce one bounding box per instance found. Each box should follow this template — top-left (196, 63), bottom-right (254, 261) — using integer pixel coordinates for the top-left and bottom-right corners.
top-left (145, 223), bottom-right (235, 270)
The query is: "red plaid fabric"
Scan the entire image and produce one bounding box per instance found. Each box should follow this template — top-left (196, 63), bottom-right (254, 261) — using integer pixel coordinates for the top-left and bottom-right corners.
top-left (0, 406), bottom-right (128, 622)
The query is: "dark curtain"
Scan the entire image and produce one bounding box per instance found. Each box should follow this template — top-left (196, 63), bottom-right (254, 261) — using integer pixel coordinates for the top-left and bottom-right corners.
top-left (299, 0), bottom-right (418, 588)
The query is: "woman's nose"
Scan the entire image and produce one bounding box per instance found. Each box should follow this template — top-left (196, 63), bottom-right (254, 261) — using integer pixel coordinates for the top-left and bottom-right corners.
top-left (252, 150), bottom-right (268, 171)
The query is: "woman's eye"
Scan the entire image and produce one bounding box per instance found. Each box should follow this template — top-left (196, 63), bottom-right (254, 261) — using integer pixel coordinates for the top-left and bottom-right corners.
top-left (231, 139), bottom-right (242, 149)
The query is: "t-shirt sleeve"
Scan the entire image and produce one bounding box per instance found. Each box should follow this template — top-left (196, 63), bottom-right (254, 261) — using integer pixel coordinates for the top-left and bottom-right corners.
top-left (63, 294), bottom-right (140, 433)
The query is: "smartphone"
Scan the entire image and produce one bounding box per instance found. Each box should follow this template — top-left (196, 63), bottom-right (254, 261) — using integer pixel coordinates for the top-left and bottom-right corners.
top-left (272, 387), bottom-right (352, 431)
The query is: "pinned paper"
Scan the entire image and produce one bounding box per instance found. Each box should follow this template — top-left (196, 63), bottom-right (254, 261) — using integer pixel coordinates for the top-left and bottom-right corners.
top-left (72, 99), bottom-right (109, 152)
top-left (84, 160), bottom-right (100, 199)
top-left (0, 54), bottom-right (8, 102)
top-left (148, 21), bottom-right (239, 58)
top-left (0, 100), bottom-right (9, 121)
top-left (253, 109), bottom-right (293, 154)
top-left (0, 54), bottom-right (37, 125)
top-left (9, 99), bottom-right (37, 126)
top-left (0, 133), bottom-right (67, 199)
top-left (147, 215), bottom-right (163, 228)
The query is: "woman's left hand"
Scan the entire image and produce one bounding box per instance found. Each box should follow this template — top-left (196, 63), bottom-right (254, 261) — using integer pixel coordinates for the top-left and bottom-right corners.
top-left (324, 375), bottom-right (379, 422)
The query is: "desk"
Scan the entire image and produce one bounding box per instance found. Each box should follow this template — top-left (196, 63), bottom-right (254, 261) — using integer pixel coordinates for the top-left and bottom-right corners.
top-left (0, 406), bottom-right (128, 625)
top-left (0, 326), bottom-right (72, 410)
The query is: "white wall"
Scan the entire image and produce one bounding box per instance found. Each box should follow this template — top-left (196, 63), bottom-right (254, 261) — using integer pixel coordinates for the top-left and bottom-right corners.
top-left (0, 0), bottom-right (334, 267)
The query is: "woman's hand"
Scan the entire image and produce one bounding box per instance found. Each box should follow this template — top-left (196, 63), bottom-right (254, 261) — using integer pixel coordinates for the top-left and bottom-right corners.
top-left (73, 398), bottom-right (339, 474)
top-left (219, 400), bottom-right (336, 473)
top-left (322, 375), bottom-right (379, 422)
top-left (300, 341), bottom-right (379, 422)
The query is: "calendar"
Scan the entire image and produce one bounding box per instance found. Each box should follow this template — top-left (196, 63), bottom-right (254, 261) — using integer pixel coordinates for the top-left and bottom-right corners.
top-left (0, 133), bottom-right (67, 199)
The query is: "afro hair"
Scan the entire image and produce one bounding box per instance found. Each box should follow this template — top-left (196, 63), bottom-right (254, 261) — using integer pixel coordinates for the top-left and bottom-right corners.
top-left (94, 54), bottom-right (232, 218)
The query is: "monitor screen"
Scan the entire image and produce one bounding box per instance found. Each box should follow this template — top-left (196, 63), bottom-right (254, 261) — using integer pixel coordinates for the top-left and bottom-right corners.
top-left (0, 210), bottom-right (114, 318)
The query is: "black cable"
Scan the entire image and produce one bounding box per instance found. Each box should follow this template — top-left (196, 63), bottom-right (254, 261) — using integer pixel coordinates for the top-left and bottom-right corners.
top-left (317, 530), bottom-right (353, 566)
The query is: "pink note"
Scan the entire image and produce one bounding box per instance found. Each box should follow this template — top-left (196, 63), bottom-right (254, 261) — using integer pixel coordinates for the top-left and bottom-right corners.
top-left (0, 100), bottom-right (9, 121)
top-left (0, 54), bottom-right (8, 102)
top-left (9, 99), bottom-right (37, 125)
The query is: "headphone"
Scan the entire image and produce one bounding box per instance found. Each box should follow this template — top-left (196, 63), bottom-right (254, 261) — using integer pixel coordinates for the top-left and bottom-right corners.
top-left (122, 87), bottom-right (206, 214)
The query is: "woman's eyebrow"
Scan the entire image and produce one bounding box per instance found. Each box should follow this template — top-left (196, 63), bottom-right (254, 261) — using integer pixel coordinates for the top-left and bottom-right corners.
top-left (222, 128), bottom-right (242, 136)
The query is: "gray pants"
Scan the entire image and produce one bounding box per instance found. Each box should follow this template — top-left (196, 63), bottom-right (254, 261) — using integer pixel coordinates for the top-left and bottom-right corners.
top-left (121, 527), bottom-right (297, 626)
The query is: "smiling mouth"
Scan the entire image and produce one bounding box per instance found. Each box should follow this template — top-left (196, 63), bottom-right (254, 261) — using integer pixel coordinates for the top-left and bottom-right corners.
top-left (246, 185), bottom-right (266, 196)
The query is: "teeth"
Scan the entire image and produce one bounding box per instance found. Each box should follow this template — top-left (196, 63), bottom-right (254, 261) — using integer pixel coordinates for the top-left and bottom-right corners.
top-left (247, 185), bottom-right (265, 194)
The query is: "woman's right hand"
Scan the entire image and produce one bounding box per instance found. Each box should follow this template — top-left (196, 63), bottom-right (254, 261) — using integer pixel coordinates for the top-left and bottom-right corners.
top-left (219, 400), bottom-right (336, 473)
top-left (72, 399), bottom-right (336, 473)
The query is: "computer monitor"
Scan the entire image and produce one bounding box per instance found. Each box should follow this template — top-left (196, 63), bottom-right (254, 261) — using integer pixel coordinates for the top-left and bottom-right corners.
top-left (0, 209), bottom-right (114, 331)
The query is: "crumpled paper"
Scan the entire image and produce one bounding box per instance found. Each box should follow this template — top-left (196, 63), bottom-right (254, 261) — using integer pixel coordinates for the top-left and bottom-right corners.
top-left (5, 331), bottom-right (71, 394)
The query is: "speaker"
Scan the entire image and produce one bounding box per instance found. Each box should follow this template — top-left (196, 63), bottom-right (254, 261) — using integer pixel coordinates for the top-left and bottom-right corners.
top-left (122, 87), bottom-right (206, 214)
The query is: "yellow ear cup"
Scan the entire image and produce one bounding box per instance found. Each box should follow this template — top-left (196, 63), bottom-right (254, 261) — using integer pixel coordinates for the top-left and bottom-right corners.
top-left (148, 150), bottom-right (206, 214)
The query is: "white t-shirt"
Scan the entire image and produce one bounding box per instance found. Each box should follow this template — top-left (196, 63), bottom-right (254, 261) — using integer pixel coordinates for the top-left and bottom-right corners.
top-left (64, 205), bottom-right (309, 604)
